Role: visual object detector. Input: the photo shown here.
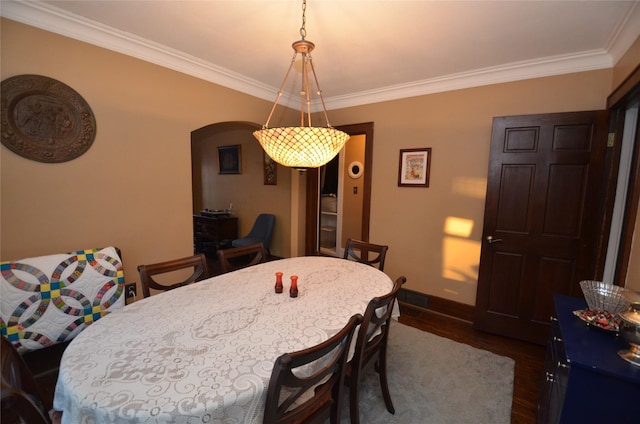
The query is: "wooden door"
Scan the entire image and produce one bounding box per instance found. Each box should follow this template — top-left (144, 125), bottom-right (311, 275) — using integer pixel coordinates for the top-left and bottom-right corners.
top-left (473, 111), bottom-right (609, 345)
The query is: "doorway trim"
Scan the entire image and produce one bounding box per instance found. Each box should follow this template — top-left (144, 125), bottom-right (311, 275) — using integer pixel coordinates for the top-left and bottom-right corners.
top-left (606, 64), bottom-right (640, 285)
top-left (305, 122), bottom-right (374, 255)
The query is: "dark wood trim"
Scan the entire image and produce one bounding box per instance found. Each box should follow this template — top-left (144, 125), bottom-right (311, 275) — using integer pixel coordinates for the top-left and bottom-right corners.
top-left (594, 109), bottom-right (625, 278)
top-left (397, 288), bottom-right (475, 322)
top-left (337, 122), bottom-right (374, 241)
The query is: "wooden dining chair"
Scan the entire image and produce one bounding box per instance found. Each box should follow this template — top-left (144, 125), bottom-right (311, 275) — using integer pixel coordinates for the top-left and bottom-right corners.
top-left (264, 313), bottom-right (363, 424)
top-left (343, 239), bottom-right (389, 271)
top-left (346, 275), bottom-right (406, 424)
top-left (137, 253), bottom-right (210, 298)
top-left (217, 242), bottom-right (268, 274)
top-left (1, 336), bottom-right (53, 424)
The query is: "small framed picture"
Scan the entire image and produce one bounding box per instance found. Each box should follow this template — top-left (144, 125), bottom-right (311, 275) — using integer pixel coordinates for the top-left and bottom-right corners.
top-left (218, 144), bottom-right (241, 174)
top-left (398, 148), bottom-right (431, 187)
top-left (263, 151), bottom-right (277, 185)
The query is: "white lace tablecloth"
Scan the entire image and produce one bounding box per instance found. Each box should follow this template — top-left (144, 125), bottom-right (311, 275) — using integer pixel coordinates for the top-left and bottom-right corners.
top-left (53, 256), bottom-right (395, 424)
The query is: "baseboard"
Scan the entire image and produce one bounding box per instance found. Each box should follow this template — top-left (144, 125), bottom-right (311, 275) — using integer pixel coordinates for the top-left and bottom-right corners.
top-left (398, 288), bottom-right (475, 323)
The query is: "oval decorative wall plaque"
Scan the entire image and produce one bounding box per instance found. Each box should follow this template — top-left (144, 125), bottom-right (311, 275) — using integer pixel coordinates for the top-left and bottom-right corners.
top-left (1, 74), bottom-right (96, 163)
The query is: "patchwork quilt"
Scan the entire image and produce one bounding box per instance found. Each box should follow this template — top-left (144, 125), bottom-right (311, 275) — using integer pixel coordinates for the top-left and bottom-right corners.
top-left (0, 246), bottom-right (124, 353)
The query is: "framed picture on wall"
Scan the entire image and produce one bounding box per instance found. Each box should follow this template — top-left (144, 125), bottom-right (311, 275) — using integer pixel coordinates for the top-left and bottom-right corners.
top-left (218, 144), bottom-right (241, 174)
top-left (263, 151), bottom-right (277, 185)
top-left (398, 147), bottom-right (431, 187)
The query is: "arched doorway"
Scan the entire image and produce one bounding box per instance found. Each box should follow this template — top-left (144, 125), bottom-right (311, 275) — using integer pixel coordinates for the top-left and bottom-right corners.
top-left (191, 121), bottom-right (292, 259)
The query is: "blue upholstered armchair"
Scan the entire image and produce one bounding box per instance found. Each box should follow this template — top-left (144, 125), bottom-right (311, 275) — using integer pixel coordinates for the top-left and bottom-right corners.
top-left (232, 213), bottom-right (275, 256)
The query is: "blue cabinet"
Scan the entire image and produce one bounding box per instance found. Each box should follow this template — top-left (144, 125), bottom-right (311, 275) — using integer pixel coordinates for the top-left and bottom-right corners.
top-left (538, 295), bottom-right (640, 423)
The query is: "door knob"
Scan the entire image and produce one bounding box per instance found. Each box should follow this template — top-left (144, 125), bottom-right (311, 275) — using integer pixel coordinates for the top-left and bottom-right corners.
top-left (486, 236), bottom-right (503, 244)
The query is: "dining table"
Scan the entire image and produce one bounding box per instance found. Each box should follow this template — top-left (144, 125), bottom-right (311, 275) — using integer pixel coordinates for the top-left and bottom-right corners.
top-left (53, 255), bottom-right (397, 423)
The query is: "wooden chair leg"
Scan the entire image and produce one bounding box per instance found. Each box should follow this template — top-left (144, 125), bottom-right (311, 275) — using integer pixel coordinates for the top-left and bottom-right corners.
top-left (349, 380), bottom-right (361, 424)
top-left (377, 350), bottom-right (395, 414)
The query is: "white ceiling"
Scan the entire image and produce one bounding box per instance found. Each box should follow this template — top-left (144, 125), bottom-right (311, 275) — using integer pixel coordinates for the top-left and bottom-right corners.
top-left (2, 1), bottom-right (640, 110)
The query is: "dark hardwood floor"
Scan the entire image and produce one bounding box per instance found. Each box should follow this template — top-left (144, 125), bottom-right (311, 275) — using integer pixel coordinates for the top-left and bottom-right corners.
top-left (398, 302), bottom-right (546, 424)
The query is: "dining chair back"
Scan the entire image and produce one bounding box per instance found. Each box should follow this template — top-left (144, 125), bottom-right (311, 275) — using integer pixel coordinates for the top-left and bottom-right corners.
top-left (1, 336), bottom-right (52, 423)
top-left (343, 239), bottom-right (389, 271)
top-left (347, 275), bottom-right (406, 424)
top-left (264, 313), bottom-right (363, 424)
top-left (217, 242), bottom-right (268, 274)
top-left (137, 253), bottom-right (210, 298)
top-left (231, 213), bottom-right (275, 256)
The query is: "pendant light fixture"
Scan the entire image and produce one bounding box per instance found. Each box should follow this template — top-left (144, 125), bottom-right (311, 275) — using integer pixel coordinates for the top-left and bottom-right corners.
top-left (253, 0), bottom-right (350, 169)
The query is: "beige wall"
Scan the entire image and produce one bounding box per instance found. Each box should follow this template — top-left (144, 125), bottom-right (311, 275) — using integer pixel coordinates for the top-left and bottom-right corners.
top-left (330, 71), bottom-right (612, 304)
top-left (612, 34), bottom-right (640, 90)
top-left (2, 19), bottom-right (639, 305)
top-left (0, 19), bottom-right (290, 293)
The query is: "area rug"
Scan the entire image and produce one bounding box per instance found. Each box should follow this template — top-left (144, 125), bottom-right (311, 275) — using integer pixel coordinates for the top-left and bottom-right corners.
top-left (342, 321), bottom-right (515, 423)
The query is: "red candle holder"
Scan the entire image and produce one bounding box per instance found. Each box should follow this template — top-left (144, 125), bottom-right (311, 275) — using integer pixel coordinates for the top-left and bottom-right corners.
top-left (275, 272), bottom-right (283, 293)
top-left (289, 275), bottom-right (298, 298)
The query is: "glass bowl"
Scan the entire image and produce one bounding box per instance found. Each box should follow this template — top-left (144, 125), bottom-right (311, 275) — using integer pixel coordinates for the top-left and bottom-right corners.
top-left (579, 280), bottom-right (630, 315)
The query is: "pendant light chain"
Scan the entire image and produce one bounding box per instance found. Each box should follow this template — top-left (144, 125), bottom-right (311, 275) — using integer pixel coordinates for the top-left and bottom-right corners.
top-left (300, 0), bottom-right (307, 40)
top-left (300, 0), bottom-right (311, 128)
top-left (253, 0), bottom-right (350, 169)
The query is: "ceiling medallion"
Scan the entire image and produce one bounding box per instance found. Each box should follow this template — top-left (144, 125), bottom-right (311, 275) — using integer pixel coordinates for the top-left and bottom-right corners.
top-left (1, 74), bottom-right (96, 163)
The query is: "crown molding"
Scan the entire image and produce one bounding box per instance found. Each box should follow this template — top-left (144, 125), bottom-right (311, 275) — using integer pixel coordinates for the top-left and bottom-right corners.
top-left (0, 0), bottom-right (279, 103)
top-left (605, 0), bottom-right (640, 65)
top-left (324, 50), bottom-right (613, 110)
top-left (2, 0), bottom-right (636, 112)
